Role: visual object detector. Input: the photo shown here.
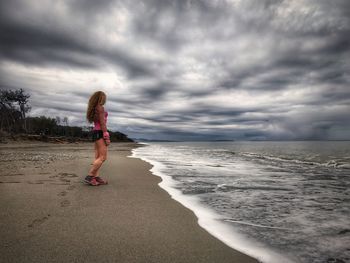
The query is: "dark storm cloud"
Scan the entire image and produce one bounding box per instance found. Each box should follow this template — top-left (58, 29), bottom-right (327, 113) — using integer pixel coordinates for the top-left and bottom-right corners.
top-left (69, 0), bottom-right (117, 14)
top-left (0, 20), bottom-right (97, 68)
top-left (0, 0), bottom-right (349, 140)
top-left (0, 21), bottom-right (155, 78)
top-left (139, 82), bottom-right (171, 99)
top-left (0, 1), bottom-right (156, 78)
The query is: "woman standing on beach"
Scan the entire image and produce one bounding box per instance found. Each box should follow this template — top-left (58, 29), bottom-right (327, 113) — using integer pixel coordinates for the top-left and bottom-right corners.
top-left (85, 91), bottom-right (110, 186)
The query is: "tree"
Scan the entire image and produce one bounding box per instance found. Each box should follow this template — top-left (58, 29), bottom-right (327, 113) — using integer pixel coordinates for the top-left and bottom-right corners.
top-left (16, 89), bottom-right (31, 131)
top-left (26, 116), bottom-right (57, 135)
top-left (63, 117), bottom-right (68, 126)
top-left (0, 88), bottom-right (31, 132)
top-left (55, 116), bottom-right (61, 125)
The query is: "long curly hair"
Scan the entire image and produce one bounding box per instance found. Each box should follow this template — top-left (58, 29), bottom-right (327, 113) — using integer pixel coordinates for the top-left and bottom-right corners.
top-left (86, 91), bottom-right (106, 123)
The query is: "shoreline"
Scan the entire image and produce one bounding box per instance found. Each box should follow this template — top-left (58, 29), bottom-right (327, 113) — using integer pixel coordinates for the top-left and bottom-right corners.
top-left (0, 142), bottom-right (257, 262)
top-left (131, 144), bottom-right (294, 263)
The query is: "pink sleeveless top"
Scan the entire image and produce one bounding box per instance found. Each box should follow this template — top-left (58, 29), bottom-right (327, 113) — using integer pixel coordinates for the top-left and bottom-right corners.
top-left (93, 110), bottom-right (108, 131)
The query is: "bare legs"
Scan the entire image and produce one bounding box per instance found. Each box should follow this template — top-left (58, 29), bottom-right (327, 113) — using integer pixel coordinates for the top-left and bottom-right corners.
top-left (89, 139), bottom-right (107, 177)
top-left (94, 142), bottom-right (99, 176)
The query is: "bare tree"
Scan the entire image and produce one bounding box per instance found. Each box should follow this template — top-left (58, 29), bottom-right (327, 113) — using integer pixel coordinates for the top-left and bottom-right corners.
top-left (16, 89), bottom-right (31, 131)
top-left (55, 116), bottom-right (61, 125)
top-left (63, 117), bottom-right (68, 126)
top-left (0, 88), bottom-right (31, 132)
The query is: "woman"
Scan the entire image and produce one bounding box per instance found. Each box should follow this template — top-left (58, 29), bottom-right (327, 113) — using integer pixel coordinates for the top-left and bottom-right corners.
top-left (85, 91), bottom-right (111, 186)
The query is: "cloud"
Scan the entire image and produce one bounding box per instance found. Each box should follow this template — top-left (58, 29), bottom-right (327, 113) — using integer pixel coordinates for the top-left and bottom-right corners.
top-left (0, 0), bottom-right (349, 140)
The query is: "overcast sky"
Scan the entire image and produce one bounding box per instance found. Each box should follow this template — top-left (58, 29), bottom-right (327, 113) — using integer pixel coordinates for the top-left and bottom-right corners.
top-left (1, 0), bottom-right (349, 140)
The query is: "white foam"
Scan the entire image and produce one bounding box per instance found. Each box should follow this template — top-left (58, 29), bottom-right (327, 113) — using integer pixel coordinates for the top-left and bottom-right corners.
top-left (337, 163), bottom-right (350, 169)
top-left (129, 147), bottom-right (296, 263)
top-left (223, 219), bottom-right (294, 230)
top-left (135, 142), bottom-right (151, 146)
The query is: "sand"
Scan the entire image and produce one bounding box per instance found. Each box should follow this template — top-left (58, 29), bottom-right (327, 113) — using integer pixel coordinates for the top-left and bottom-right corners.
top-left (0, 141), bottom-right (258, 263)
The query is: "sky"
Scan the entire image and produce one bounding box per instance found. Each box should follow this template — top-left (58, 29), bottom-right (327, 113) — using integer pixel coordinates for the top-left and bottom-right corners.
top-left (0, 0), bottom-right (349, 141)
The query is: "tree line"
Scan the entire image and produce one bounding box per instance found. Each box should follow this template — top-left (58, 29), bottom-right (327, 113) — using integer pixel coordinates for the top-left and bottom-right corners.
top-left (0, 88), bottom-right (133, 142)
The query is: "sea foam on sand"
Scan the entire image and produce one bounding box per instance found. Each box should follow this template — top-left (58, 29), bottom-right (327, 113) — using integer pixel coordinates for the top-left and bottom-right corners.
top-left (130, 146), bottom-right (296, 263)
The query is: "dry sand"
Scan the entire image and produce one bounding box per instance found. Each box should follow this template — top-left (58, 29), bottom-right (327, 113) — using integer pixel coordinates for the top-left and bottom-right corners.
top-left (0, 141), bottom-right (258, 263)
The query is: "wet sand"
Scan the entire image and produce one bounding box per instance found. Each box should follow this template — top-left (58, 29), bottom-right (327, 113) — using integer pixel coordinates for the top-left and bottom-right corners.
top-left (0, 141), bottom-right (258, 263)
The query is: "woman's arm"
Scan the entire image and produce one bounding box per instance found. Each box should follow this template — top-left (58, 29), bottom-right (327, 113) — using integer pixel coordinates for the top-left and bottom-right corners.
top-left (96, 105), bottom-right (110, 145)
top-left (96, 104), bottom-right (108, 135)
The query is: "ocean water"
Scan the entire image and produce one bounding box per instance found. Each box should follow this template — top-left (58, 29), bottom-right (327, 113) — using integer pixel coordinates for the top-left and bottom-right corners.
top-left (131, 141), bottom-right (350, 263)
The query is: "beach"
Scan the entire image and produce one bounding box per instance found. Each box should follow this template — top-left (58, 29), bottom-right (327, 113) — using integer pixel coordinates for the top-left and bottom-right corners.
top-left (0, 141), bottom-right (257, 263)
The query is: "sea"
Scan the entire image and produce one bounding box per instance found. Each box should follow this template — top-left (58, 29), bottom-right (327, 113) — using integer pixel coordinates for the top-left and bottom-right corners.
top-left (131, 141), bottom-right (350, 263)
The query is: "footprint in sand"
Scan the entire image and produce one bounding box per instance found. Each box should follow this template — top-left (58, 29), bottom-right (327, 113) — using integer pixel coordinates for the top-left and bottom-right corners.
top-left (60, 178), bottom-right (71, 183)
top-left (67, 185), bottom-right (76, 191)
top-left (27, 181), bottom-right (44, 184)
top-left (50, 182), bottom-right (70, 185)
top-left (37, 179), bottom-right (54, 182)
top-left (59, 173), bottom-right (78, 178)
top-left (58, 173), bottom-right (79, 183)
top-left (60, 200), bottom-right (71, 207)
top-left (58, 191), bottom-right (68, 197)
top-left (28, 214), bottom-right (51, 228)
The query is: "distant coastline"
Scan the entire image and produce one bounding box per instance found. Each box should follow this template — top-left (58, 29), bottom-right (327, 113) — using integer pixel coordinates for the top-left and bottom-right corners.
top-left (132, 139), bottom-right (350, 142)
